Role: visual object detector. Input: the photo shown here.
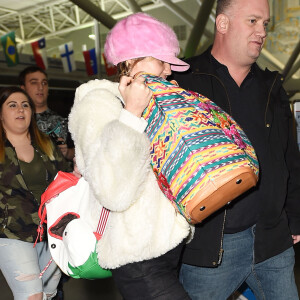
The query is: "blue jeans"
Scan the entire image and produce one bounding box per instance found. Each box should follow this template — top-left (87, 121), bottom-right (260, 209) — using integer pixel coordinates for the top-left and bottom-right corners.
top-left (179, 226), bottom-right (299, 300)
top-left (0, 239), bottom-right (61, 300)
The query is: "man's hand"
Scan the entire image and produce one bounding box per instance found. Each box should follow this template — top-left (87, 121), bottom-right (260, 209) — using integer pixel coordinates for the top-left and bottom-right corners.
top-left (292, 235), bottom-right (300, 244)
top-left (57, 137), bottom-right (68, 158)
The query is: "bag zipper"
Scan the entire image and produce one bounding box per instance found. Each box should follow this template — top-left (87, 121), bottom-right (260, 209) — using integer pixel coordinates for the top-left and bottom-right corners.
top-left (264, 72), bottom-right (279, 127)
top-left (217, 210), bottom-right (227, 265)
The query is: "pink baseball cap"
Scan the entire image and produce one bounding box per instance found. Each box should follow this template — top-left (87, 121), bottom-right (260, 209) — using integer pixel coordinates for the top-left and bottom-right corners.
top-left (104, 13), bottom-right (189, 72)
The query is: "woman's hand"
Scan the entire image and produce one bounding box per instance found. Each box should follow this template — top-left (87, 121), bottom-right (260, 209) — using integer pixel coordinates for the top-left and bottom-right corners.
top-left (118, 75), bottom-right (152, 117)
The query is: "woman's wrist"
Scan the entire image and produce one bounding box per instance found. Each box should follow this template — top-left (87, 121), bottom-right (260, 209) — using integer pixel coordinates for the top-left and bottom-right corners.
top-left (124, 105), bottom-right (143, 117)
top-left (119, 109), bottom-right (147, 133)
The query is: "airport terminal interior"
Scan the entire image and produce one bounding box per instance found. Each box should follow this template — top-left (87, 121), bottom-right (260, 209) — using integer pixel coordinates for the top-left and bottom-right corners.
top-left (0, 0), bottom-right (299, 299)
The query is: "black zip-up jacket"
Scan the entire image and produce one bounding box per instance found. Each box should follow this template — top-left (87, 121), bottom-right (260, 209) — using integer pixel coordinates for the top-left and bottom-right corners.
top-left (172, 48), bottom-right (300, 267)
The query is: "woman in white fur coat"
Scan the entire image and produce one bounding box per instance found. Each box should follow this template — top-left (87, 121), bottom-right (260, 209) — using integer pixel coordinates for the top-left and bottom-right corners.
top-left (69, 13), bottom-right (193, 300)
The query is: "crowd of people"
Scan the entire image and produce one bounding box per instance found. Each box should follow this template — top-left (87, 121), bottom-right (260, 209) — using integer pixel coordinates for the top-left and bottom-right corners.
top-left (1, 0), bottom-right (300, 299)
top-left (0, 67), bottom-right (74, 299)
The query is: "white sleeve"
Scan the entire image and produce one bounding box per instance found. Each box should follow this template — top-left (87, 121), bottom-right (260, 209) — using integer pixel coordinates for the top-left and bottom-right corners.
top-left (119, 109), bottom-right (148, 133)
top-left (88, 119), bottom-right (151, 212)
top-left (69, 81), bottom-right (151, 212)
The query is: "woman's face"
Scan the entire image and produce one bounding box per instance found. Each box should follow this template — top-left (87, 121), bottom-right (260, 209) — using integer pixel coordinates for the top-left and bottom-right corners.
top-left (129, 57), bottom-right (172, 79)
top-left (1, 92), bottom-right (32, 135)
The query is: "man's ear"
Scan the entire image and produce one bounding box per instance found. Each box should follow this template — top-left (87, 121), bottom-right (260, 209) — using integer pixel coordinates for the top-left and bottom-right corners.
top-left (20, 85), bottom-right (25, 91)
top-left (215, 14), bottom-right (229, 34)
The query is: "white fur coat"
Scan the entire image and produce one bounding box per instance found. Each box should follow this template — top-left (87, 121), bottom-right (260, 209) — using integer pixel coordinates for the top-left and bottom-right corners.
top-left (68, 79), bottom-right (191, 269)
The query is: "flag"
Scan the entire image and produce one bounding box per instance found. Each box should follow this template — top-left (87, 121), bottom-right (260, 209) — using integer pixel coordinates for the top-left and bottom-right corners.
top-left (83, 48), bottom-right (98, 76)
top-left (102, 53), bottom-right (117, 77)
top-left (31, 37), bottom-right (48, 70)
top-left (1, 31), bottom-right (19, 67)
top-left (59, 42), bottom-right (76, 73)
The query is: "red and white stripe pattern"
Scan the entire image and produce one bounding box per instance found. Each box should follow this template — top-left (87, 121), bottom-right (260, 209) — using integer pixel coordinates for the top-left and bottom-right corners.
top-left (94, 207), bottom-right (110, 241)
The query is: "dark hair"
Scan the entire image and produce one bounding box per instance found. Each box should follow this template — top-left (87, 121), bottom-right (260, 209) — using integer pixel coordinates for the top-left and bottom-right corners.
top-left (216, 0), bottom-right (234, 16)
top-left (18, 66), bottom-right (48, 86)
top-left (0, 86), bottom-right (33, 111)
top-left (0, 86), bottom-right (54, 162)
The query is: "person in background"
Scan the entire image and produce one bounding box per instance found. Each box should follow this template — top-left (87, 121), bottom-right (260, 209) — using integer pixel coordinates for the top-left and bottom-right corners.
top-left (68, 13), bottom-right (192, 300)
top-left (18, 67), bottom-right (72, 300)
top-left (172, 0), bottom-right (300, 299)
top-left (0, 87), bottom-right (71, 300)
top-left (18, 66), bottom-right (74, 161)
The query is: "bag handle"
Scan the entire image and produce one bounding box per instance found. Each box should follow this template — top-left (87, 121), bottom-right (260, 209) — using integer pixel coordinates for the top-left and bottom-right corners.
top-left (35, 172), bottom-right (80, 245)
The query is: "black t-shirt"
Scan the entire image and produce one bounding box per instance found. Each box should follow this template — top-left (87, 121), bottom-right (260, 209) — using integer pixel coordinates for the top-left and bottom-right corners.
top-left (212, 57), bottom-right (273, 233)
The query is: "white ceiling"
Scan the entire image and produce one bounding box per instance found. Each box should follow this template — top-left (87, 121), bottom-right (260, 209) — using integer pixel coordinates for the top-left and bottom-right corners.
top-left (0, 0), bottom-right (190, 44)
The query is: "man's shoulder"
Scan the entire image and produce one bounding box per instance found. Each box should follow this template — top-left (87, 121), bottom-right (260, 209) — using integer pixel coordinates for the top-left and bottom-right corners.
top-left (36, 108), bottom-right (65, 121)
top-left (186, 47), bottom-right (211, 66)
top-left (171, 50), bottom-right (212, 90)
top-left (45, 108), bottom-right (64, 118)
top-left (173, 49), bottom-right (211, 77)
top-left (185, 51), bottom-right (209, 67)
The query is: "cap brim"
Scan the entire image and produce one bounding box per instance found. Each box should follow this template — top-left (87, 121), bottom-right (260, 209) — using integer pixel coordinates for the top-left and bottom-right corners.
top-left (153, 55), bottom-right (190, 72)
top-left (171, 63), bottom-right (190, 72)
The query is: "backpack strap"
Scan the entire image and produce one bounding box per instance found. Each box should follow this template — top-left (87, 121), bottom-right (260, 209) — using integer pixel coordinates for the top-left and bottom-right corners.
top-left (94, 207), bottom-right (110, 241)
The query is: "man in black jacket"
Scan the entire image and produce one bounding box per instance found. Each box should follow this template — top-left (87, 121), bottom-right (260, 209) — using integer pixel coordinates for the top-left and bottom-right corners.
top-left (173, 0), bottom-right (300, 299)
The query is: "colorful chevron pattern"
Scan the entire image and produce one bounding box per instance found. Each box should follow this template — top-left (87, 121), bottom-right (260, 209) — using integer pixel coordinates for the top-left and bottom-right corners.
top-left (141, 73), bottom-right (259, 222)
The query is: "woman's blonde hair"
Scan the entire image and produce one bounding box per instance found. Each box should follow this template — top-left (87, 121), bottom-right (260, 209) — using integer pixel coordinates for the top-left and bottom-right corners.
top-left (0, 86), bottom-right (55, 163)
top-left (116, 58), bottom-right (145, 81)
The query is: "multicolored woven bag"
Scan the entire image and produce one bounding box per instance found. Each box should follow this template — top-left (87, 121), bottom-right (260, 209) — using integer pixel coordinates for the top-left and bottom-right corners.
top-left (141, 73), bottom-right (259, 224)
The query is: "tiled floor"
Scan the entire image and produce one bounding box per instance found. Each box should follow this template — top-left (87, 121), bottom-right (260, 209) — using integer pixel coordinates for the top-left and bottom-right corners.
top-left (2, 243), bottom-right (300, 299)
